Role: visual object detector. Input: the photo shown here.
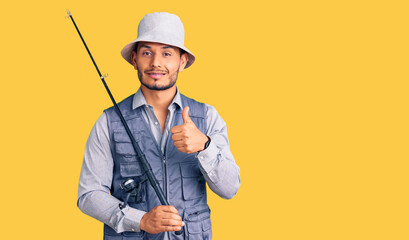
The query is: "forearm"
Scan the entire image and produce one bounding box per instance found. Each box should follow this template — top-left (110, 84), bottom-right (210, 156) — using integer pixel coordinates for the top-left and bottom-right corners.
top-left (78, 190), bottom-right (146, 233)
top-left (78, 112), bottom-right (146, 233)
top-left (196, 104), bottom-right (241, 199)
top-left (196, 136), bottom-right (241, 199)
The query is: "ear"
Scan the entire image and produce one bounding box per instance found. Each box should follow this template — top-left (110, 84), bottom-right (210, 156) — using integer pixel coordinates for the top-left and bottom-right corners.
top-left (130, 51), bottom-right (138, 70)
top-left (178, 53), bottom-right (188, 72)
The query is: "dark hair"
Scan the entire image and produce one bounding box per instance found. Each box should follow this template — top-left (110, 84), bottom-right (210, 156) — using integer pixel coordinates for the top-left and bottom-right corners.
top-left (133, 43), bottom-right (186, 56)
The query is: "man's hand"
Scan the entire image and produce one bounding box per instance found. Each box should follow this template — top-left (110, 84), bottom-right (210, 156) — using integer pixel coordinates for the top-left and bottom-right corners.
top-left (171, 106), bottom-right (209, 154)
top-left (140, 205), bottom-right (184, 234)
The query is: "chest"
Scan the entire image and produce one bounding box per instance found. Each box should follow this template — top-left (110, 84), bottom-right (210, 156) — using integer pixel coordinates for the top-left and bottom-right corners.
top-left (153, 108), bottom-right (169, 134)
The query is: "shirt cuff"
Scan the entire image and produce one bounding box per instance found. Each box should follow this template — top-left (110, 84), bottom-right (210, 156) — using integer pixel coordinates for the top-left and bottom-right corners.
top-left (120, 206), bottom-right (146, 232)
top-left (196, 137), bottom-right (218, 174)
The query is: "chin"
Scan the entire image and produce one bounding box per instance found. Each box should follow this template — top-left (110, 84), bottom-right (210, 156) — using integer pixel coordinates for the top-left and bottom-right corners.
top-left (141, 81), bottom-right (176, 91)
top-left (138, 72), bottom-right (177, 91)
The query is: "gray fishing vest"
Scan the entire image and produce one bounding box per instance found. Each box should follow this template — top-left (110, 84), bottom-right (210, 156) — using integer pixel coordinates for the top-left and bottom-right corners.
top-left (103, 93), bottom-right (212, 240)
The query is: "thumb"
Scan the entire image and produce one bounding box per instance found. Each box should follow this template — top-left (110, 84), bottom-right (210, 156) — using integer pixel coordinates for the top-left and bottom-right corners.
top-left (182, 106), bottom-right (192, 124)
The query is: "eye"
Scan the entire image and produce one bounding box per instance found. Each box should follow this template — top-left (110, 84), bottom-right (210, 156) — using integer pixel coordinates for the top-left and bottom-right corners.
top-left (164, 52), bottom-right (172, 57)
top-left (142, 51), bottom-right (152, 56)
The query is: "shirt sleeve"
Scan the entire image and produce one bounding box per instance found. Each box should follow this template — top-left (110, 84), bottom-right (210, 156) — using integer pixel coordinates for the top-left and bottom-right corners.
top-left (77, 112), bottom-right (146, 233)
top-left (196, 104), bottom-right (241, 199)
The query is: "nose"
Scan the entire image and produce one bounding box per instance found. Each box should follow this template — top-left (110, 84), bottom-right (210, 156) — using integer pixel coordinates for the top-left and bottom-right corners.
top-left (151, 53), bottom-right (161, 68)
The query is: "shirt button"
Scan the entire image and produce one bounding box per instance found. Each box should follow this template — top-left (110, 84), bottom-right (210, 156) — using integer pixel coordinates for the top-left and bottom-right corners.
top-left (131, 228), bottom-right (135, 231)
top-left (155, 122), bottom-right (158, 125)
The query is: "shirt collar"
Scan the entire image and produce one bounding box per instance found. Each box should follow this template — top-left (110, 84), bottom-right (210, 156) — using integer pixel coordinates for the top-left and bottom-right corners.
top-left (132, 87), bottom-right (183, 110)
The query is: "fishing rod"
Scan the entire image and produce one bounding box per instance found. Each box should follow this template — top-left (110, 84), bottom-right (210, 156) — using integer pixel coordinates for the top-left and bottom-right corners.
top-left (66, 9), bottom-right (183, 235)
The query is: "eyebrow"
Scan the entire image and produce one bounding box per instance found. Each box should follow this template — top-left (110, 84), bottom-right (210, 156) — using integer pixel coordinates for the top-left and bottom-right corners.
top-left (162, 46), bottom-right (176, 50)
top-left (139, 44), bottom-right (151, 49)
top-left (140, 44), bottom-right (176, 50)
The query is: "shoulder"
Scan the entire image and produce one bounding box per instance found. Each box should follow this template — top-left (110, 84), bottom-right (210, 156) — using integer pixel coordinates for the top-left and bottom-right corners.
top-left (204, 104), bottom-right (225, 123)
top-left (104, 93), bottom-right (136, 121)
top-left (180, 94), bottom-right (207, 118)
top-left (204, 103), bottom-right (217, 115)
top-left (88, 111), bottom-right (110, 143)
top-left (180, 94), bottom-right (204, 106)
top-left (179, 94), bottom-right (221, 119)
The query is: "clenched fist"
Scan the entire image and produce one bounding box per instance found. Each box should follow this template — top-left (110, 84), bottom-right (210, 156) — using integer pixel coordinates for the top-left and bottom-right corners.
top-left (140, 205), bottom-right (184, 234)
top-left (171, 106), bottom-right (209, 154)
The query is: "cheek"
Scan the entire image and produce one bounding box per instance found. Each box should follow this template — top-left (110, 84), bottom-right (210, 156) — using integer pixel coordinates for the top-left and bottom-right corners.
top-left (135, 61), bottom-right (148, 72)
top-left (167, 60), bottom-right (181, 72)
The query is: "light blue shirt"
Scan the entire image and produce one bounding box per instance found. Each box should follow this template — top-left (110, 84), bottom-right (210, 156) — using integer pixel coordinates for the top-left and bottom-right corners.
top-left (77, 87), bottom-right (240, 238)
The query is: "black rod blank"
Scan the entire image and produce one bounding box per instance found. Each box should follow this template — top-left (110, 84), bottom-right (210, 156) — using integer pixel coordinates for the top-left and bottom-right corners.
top-left (66, 10), bottom-right (183, 235)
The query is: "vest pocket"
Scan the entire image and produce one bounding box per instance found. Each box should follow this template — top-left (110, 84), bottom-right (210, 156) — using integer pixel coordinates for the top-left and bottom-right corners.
top-left (119, 161), bottom-right (146, 204)
top-left (122, 231), bottom-right (145, 239)
top-left (104, 228), bottom-right (145, 240)
top-left (180, 162), bottom-right (205, 200)
top-left (113, 130), bottom-right (145, 162)
top-left (184, 205), bottom-right (212, 240)
top-left (120, 162), bottom-right (143, 177)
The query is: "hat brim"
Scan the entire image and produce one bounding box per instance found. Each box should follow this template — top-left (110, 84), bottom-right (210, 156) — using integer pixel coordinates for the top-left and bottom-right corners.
top-left (121, 39), bottom-right (195, 69)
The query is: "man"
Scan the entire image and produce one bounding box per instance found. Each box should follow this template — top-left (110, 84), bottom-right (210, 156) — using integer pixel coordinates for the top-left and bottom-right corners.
top-left (78, 12), bottom-right (240, 240)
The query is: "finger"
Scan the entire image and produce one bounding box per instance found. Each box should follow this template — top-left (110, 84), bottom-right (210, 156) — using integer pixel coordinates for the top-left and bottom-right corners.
top-left (161, 219), bottom-right (184, 227)
top-left (161, 212), bottom-right (183, 221)
top-left (182, 106), bottom-right (192, 124)
top-left (172, 138), bottom-right (184, 144)
top-left (160, 205), bottom-right (179, 214)
top-left (173, 141), bottom-right (185, 148)
top-left (171, 125), bottom-right (184, 134)
top-left (177, 147), bottom-right (188, 153)
top-left (174, 142), bottom-right (186, 150)
top-left (171, 133), bottom-right (184, 141)
top-left (163, 225), bottom-right (182, 232)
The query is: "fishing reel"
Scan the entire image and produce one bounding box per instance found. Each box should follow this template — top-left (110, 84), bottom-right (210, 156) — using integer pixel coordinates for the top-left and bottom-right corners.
top-left (119, 178), bottom-right (137, 209)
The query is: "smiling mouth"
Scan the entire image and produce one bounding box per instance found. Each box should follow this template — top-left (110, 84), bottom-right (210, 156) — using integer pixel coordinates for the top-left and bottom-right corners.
top-left (146, 72), bottom-right (166, 79)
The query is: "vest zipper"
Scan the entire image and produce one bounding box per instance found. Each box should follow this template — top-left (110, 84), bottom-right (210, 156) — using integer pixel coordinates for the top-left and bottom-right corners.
top-left (163, 106), bottom-right (181, 205)
top-left (163, 155), bottom-right (167, 200)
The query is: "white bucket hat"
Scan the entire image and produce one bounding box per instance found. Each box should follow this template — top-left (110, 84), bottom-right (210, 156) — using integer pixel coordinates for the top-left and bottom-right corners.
top-left (121, 12), bottom-right (195, 69)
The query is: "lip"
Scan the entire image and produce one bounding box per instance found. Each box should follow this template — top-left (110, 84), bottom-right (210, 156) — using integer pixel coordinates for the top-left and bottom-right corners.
top-left (146, 72), bottom-right (166, 79)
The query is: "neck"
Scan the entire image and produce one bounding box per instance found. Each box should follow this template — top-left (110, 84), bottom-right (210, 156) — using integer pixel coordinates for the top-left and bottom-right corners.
top-left (140, 85), bottom-right (177, 110)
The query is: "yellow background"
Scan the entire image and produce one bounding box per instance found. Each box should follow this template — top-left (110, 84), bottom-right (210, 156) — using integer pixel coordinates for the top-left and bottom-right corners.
top-left (1, 0), bottom-right (408, 239)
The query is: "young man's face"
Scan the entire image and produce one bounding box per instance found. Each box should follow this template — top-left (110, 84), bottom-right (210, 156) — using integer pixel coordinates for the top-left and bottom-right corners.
top-left (131, 41), bottom-right (188, 91)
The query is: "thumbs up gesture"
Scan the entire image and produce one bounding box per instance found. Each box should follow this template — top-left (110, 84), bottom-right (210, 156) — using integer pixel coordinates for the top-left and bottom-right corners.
top-left (171, 106), bottom-right (209, 154)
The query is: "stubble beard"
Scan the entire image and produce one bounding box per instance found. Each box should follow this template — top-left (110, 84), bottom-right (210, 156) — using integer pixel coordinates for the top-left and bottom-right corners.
top-left (137, 66), bottom-right (179, 91)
